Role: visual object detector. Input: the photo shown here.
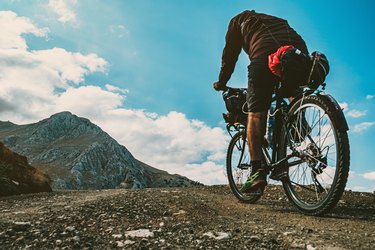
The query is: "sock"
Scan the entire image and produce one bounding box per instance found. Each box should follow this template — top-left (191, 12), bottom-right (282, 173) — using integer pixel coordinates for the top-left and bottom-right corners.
top-left (250, 160), bottom-right (262, 170)
top-left (251, 160), bottom-right (268, 173)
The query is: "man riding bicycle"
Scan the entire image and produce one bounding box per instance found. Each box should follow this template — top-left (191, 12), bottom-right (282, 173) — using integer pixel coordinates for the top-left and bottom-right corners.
top-left (213, 10), bottom-right (308, 192)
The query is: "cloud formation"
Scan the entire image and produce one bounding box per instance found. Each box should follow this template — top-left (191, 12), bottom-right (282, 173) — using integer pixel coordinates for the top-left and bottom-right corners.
top-left (0, 11), bottom-right (48, 50)
top-left (347, 109), bottom-right (367, 118)
top-left (340, 102), bottom-right (367, 119)
top-left (352, 122), bottom-right (375, 133)
top-left (0, 11), bottom-right (228, 184)
top-left (340, 102), bottom-right (374, 135)
top-left (48, 0), bottom-right (78, 24)
top-left (0, 11), bottom-right (107, 121)
top-left (339, 102), bottom-right (348, 110)
top-left (347, 171), bottom-right (375, 192)
top-left (109, 24), bottom-right (129, 38)
top-left (362, 172), bottom-right (375, 181)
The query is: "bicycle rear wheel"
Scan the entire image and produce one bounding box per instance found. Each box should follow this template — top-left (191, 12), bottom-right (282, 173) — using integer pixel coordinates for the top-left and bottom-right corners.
top-left (226, 130), bottom-right (262, 203)
top-left (280, 95), bottom-right (349, 215)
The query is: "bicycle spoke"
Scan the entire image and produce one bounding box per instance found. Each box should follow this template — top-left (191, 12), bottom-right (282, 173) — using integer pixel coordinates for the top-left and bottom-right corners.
top-left (318, 124), bottom-right (333, 149)
top-left (227, 130), bottom-right (263, 203)
top-left (289, 180), bottom-right (317, 192)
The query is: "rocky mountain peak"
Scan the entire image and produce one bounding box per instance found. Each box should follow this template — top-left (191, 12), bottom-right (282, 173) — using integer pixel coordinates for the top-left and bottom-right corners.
top-left (27, 111), bottom-right (104, 144)
top-left (0, 112), bottom-right (200, 190)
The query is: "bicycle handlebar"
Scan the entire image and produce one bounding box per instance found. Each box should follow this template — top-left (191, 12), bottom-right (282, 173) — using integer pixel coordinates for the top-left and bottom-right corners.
top-left (221, 86), bottom-right (247, 94)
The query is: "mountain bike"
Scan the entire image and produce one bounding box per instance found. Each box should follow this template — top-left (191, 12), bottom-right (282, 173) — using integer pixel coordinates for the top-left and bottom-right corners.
top-left (222, 85), bottom-right (350, 216)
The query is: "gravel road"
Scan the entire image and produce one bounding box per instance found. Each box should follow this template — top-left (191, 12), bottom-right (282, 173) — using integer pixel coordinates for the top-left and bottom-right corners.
top-left (0, 185), bottom-right (374, 249)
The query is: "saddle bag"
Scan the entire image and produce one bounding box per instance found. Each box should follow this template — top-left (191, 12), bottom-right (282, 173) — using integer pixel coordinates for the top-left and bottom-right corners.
top-left (269, 46), bottom-right (330, 97)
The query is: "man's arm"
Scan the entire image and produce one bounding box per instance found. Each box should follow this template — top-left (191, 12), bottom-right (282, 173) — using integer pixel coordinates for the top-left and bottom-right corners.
top-left (218, 17), bottom-right (242, 86)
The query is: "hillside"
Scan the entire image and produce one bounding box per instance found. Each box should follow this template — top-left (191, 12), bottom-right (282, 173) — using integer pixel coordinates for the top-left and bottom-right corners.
top-left (0, 142), bottom-right (52, 196)
top-left (0, 185), bottom-right (374, 249)
top-left (0, 112), bottom-right (200, 190)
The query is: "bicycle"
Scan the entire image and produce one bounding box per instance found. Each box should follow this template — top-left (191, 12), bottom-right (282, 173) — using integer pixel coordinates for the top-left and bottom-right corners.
top-left (222, 83), bottom-right (350, 216)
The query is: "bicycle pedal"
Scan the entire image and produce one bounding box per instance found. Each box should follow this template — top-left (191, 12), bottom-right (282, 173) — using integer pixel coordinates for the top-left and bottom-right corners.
top-left (245, 188), bottom-right (264, 196)
top-left (239, 163), bottom-right (251, 170)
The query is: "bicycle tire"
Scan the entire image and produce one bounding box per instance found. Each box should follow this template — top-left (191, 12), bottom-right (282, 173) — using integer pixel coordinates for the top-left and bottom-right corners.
top-left (279, 95), bottom-right (350, 215)
top-left (226, 130), bottom-right (263, 203)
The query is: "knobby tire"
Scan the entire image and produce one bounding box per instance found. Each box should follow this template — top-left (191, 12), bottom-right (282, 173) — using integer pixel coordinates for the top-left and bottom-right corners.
top-left (226, 130), bottom-right (262, 203)
top-left (280, 95), bottom-right (350, 215)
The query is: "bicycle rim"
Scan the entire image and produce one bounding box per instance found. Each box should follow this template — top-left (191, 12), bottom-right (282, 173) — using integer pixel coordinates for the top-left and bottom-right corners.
top-left (281, 96), bottom-right (349, 215)
top-left (226, 131), bottom-right (262, 203)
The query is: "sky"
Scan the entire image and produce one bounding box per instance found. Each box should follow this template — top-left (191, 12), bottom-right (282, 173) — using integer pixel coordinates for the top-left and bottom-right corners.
top-left (0, 0), bottom-right (374, 192)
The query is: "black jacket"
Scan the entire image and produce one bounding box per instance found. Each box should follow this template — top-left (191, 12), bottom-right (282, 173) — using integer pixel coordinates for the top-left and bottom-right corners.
top-left (218, 10), bottom-right (308, 85)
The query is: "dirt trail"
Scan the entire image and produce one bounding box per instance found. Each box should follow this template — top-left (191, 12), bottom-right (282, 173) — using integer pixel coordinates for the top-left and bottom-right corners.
top-left (0, 185), bottom-right (374, 249)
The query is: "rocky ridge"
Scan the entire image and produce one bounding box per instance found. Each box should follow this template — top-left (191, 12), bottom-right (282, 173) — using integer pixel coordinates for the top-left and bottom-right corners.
top-left (0, 112), bottom-right (199, 190)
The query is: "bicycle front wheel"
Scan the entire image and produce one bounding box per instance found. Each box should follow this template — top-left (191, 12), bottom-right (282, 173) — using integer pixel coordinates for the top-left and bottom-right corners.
top-left (226, 130), bottom-right (262, 203)
top-left (280, 95), bottom-right (350, 215)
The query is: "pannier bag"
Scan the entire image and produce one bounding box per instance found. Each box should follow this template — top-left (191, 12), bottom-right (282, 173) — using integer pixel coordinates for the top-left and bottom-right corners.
top-left (222, 112), bottom-right (247, 125)
top-left (268, 46), bottom-right (329, 97)
top-left (222, 88), bottom-right (248, 125)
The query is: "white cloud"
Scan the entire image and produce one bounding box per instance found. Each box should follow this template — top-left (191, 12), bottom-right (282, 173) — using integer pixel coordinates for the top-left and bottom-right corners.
top-left (362, 172), bottom-right (375, 181)
top-left (352, 122), bottom-right (375, 133)
top-left (184, 162), bottom-right (227, 185)
top-left (48, 0), bottom-right (77, 24)
top-left (339, 102), bottom-right (348, 110)
top-left (0, 11), bottom-right (229, 185)
top-left (340, 102), bottom-right (366, 118)
top-left (33, 48), bottom-right (107, 84)
top-left (0, 11), bottom-right (48, 50)
top-left (56, 86), bottom-right (124, 117)
top-left (0, 11), bottom-right (108, 121)
top-left (366, 94), bottom-right (375, 100)
top-left (347, 171), bottom-right (375, 192)
top-left (351, 186), bottom-right (368, 192)
top-left (105, 84), bottom-right (129, 94)
top-left (347, 109), bottom-right (367, 118)
top-left (109, 24), bottom-right (129, 38)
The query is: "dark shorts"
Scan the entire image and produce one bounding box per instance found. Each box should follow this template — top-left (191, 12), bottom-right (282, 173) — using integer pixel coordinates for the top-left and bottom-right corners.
top-left (247, 58), bottom-right (279, 112)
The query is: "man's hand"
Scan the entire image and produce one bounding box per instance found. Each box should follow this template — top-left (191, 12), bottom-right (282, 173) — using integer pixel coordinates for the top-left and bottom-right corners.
top-left (213, 81), bottom-right (226, 91)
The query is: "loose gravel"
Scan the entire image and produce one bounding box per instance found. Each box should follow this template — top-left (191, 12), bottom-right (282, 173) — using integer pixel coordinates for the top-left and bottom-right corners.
top-left (0, 185), bottom-right (374, 249)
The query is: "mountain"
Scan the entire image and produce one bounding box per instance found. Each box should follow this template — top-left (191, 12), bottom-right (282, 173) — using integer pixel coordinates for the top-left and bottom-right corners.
top-left (0, 142), bottom-right (52, 196)
top-left (0, 112), bottom-right (200, 190)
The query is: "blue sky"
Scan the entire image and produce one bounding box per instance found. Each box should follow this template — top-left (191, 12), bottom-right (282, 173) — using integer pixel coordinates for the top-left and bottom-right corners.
top-left (0, 0), bottom-right (374, 191)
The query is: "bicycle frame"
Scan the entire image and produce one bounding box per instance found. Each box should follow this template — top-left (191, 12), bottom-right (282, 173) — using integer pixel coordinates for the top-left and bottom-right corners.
top-left (223, 84), bottom-right (350, 214)
top-left (261, 95), bottom-right (289, 171)
top-left (224, 93), bottom-right (299, 172)
top-left (224, 87), bottom-right (324, 173)
top-left (262, 90), bottom-right (310, 172)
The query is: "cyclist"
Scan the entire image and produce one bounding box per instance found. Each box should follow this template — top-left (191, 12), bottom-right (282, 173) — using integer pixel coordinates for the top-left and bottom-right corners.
top-left (213, 10), bottom-right (308, 192)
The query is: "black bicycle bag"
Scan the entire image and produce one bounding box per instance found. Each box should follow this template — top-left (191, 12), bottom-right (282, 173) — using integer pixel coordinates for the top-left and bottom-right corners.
top-left (222, 88), bottom-right (248, 125)
top-left (279, 48), bottom-right (330, 96)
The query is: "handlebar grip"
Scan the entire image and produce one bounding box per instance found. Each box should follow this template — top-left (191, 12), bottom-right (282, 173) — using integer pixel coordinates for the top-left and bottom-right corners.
top-left (213, 82), bottom-right (227, 91)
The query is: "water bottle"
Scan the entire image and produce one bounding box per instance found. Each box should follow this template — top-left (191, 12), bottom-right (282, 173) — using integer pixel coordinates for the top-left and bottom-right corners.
top-left (266, 104), bottom-right (276, 148)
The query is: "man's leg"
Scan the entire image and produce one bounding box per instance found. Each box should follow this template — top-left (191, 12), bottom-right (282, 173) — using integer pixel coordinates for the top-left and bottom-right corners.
top-left (247, 111), bottom-right (267, 161)
top-left (240, 111), bottom-right (268, 193)
top-left (240, 59), bottom-right (276, 193)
